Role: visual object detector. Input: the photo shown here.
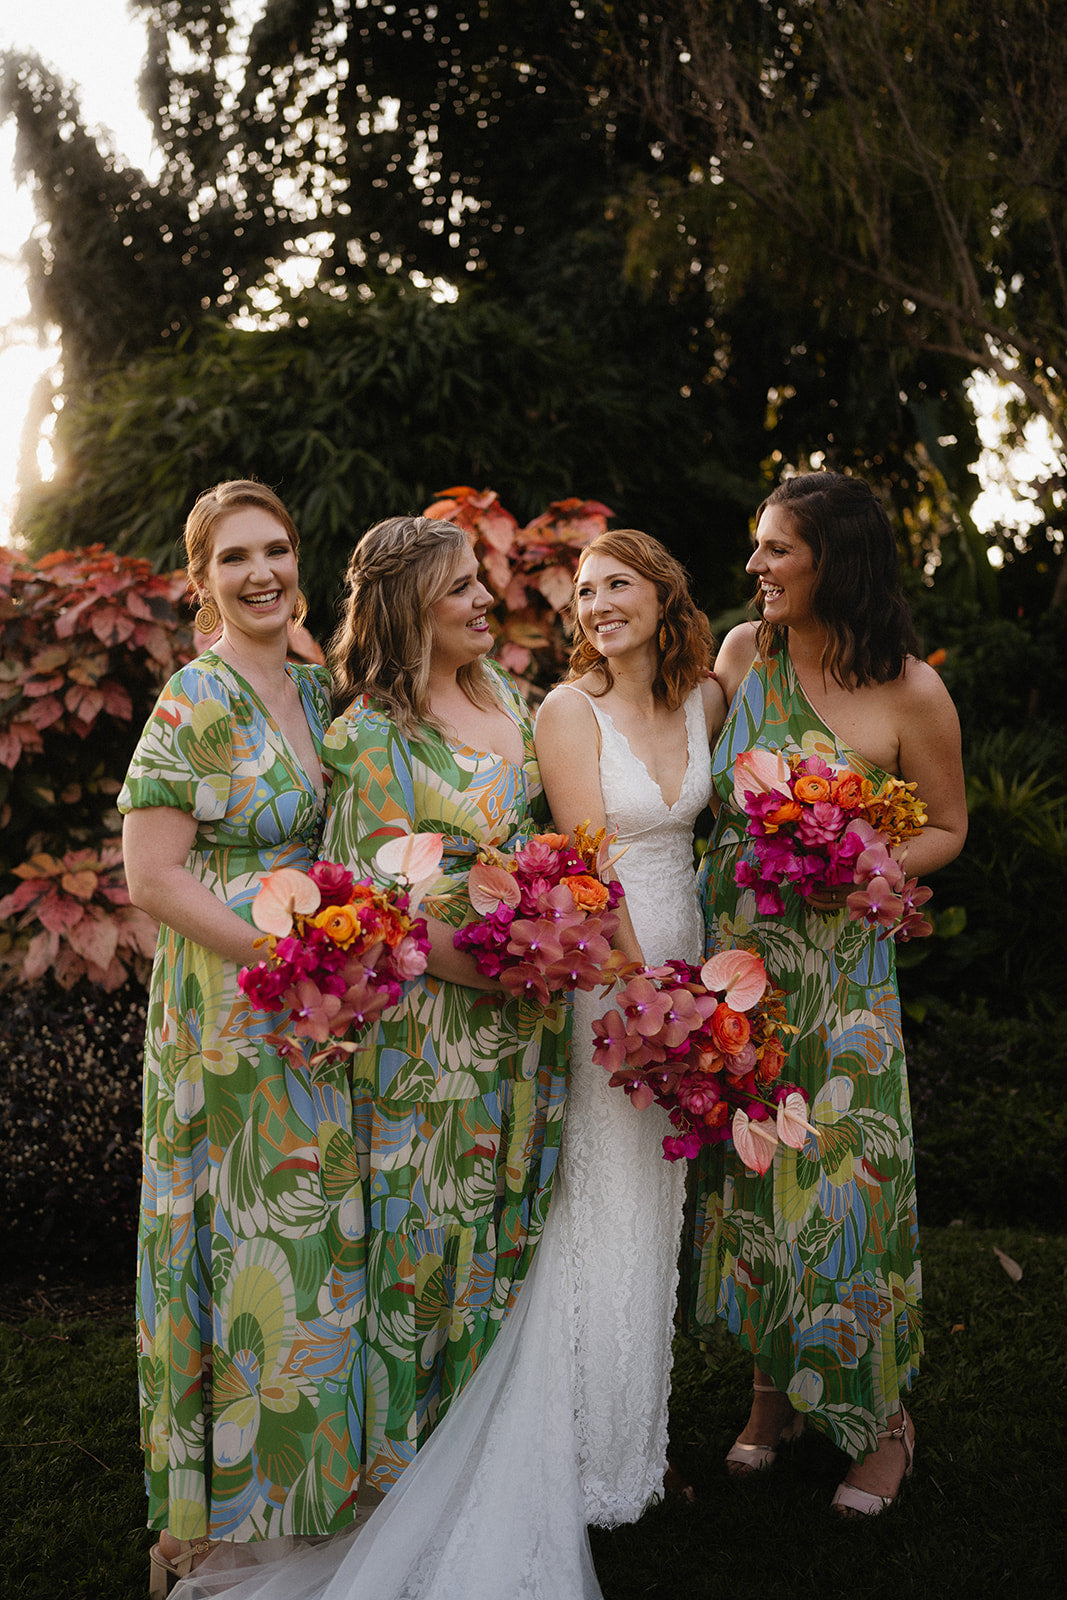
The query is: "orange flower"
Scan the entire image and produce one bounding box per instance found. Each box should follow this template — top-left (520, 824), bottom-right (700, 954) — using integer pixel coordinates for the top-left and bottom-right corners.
top-left (793, 774), bottom-right (831, 804)
top-left (756, 1040), bottom-right (786, 1083)
top-left (710, 1004), bottom-right (751, 1055)
top-left (535, 831), bottom-right (570, 851)
top-left (312, 904), bottom-right (363, 948)
top-left (567, 874), bottom-right (610, 913)
top-left (830, 771), bottom-right (866, 810)
top-left (763, 799), bottom-right (803, 830)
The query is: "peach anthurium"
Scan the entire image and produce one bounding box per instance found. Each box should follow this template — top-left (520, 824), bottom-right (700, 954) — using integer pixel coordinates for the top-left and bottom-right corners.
top-left (375, 832), bottom-right (445, 911)
top-left (776, 1091), bottom-right (818, 1151)
top-left (700, 948), bottom-right (768, 1011)
top-left (731, 1107), bottom-right (780, 1176)
top-left (251, 868), bottom-right (322, 936)
top-left (468, 860), bottom-right (522, 915)
top-left (732, 747), bottom-right (791, 811)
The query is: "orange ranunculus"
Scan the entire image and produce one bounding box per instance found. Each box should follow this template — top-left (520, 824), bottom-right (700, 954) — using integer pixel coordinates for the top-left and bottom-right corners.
top-left (377, 907), bottom-right (409, 947)
top-left (763, 799), bottom-right (803, 830)
top-left (705, 1100), bottom-right (730, 1129)
top-left (793, 774), bottom-right (831, 804)
top-left (312, 904), bottom-right (363, 948)
top-left (348, 882), bottom-right (377, 904)
top-left (710, 1004), bottom-right (751, 1055)
top-left (535, 831), bottom-right (570, 851)
top-left (756, 1040), bottom-right (786, 1083)
top-left (567, 874), bottom-right (610, 913)
top-left (830, 770), bottom-right (865, 809)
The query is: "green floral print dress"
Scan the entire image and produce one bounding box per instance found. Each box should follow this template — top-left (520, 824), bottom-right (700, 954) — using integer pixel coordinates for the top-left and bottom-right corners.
top-left (320, 660), bottom-right (569, 1494)
top-left (119, 653), bottom-right (364, 1541)
top-left (685, 646), bottom-right (922, 1460)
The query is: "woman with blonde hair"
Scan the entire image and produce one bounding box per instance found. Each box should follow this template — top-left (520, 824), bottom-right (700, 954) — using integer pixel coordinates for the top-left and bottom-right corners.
top-left (120, 481), bottom-right (360, 1594)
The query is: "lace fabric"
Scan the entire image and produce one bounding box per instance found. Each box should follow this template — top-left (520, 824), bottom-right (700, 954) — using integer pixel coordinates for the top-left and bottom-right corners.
top-left (171, 684), bottom-right (711, 1600)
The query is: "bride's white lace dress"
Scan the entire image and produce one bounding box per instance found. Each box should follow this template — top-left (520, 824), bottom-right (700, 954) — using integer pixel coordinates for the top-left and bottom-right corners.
top-left (172, 685), bottom-right (711, 1600)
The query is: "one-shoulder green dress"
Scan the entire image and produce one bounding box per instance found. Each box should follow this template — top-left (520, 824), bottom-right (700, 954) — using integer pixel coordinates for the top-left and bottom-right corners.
top-left (686, 646), bottom-right (922, 1459)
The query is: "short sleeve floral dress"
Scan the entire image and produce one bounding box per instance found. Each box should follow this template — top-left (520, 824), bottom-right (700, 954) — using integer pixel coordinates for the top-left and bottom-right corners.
top-left (685, 647), bottom-right (923, 1460)
top-left (119, 653), bottom-right (364, 1543)
top-left (320, 660), bottom-right (569, 1493)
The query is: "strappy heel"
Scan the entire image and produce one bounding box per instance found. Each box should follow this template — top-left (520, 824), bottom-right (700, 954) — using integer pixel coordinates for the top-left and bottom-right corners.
top-left (148, 1536), bottom-right (216, 1597)
top-left (726, 1381), bottom-right (804, 1475)
top-left (831, 1407), bottom-right (915, 1516)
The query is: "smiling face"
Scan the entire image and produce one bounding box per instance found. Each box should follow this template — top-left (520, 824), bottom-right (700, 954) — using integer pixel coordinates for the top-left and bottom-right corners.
top-left (428, 542), bottom-right (494, 672)
top-left (747, 503), bottom-right (818, 629)
top-left (205, 506), bottom-right (299, 644)
top-left (575, 550), bottom-right (662, 661)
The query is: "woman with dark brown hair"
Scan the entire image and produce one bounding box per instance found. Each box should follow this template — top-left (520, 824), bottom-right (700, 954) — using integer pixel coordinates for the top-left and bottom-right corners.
top-left (686, 471), bottom-right (967, 1515)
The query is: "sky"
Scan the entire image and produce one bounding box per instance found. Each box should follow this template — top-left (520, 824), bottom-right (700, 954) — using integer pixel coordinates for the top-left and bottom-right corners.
top-left (0, 4), bottom-right (1057, 551)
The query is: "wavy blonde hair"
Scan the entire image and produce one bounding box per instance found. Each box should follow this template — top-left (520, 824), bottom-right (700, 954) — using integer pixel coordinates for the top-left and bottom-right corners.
top-left (328, 516), bottom-right (498, 734)
top-left (567, 529), bottom-right (715, 709)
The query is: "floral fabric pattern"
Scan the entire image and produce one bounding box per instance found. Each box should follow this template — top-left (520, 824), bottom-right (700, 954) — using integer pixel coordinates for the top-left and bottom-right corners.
top-left (321, 660), bottom-right (569, 1492)
top-left (119, 653), bottom-right (364, 1540)
top-left (685, 648), bottom-right (922, 1459)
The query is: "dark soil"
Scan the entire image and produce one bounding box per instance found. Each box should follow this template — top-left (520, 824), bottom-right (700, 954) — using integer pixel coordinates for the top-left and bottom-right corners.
top-left (0, 1275), bottom-right (134, 1324)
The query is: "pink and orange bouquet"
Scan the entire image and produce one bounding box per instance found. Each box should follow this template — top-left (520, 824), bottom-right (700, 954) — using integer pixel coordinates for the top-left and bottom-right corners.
top-left (239, 835), bottom-right (444, 1066)
top-left (733, 748), bottom-right (934, 942)
top-left (453, 824), bottom-right (628, 1005)
top-left (594, 948), bottom-right (807, 1174)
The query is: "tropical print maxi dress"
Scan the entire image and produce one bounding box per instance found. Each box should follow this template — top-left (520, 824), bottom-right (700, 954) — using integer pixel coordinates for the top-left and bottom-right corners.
top-left (119, 653), bottom-right (364, 1541)
top-left (685, 646), bottom-right (922, 1460)
top-left (321, 660), bottom-right (569, 1493)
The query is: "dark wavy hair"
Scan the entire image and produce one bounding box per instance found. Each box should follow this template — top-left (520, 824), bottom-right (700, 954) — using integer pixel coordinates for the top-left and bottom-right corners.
top-left (327, 515), bottom-right (497, 733)
top-left (753, 472), bottom-right (919, 687)
top-left (567, 529), bottom-right (715, 709)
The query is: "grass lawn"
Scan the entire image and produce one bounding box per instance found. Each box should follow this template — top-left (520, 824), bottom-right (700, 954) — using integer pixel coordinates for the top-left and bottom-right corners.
top-left (2, 1225), bottom-right (1064, 1600)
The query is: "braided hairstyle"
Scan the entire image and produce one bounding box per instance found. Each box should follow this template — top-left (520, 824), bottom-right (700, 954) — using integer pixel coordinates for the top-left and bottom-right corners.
top-left (328, 516), bottom-right (498, 733)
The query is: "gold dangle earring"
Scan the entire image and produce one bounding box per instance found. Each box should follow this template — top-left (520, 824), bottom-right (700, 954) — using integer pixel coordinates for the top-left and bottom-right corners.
top-left (658, 621), bottom-right (668, 654)
top-left (195, 596), bottom-right (221, 635)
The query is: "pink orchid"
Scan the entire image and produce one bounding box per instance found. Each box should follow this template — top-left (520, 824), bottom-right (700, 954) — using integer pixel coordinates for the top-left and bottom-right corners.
top-left (619, 974), bottom-right (676, 1038)
top-left (498, 961), bottom-right (552, 1007)
top-left (847, 875), bottom-right (905, 929)
top-left (288, 979), bottom-right (346, 1043)
top-left (592, 1008), bottom-right (634, 1073)
top-left (506, 916), bottom-right (566, 968)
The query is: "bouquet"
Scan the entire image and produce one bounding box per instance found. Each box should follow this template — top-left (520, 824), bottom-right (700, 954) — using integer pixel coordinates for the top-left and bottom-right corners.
top-left (733, 748), bottom-right (934, 942)
top-left (594, 948), bottom-right (807, 1174)
top-left (453, 824), bottom-right (629, 1005)
top-left (239, 834), bottom-right (444, 1066)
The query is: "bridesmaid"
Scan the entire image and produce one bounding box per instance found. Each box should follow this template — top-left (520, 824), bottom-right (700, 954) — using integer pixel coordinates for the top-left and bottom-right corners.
top-left (320, 515), bottom-right (569, 1496)
top-left (686, 471), bottom-right (966, 1514)
top-left (120, 482), bottom-right (362, 1595)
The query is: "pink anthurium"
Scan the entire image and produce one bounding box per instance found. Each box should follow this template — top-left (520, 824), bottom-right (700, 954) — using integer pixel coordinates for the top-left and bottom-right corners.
top-left (251, 867), bottom-right (321, 936)
top-left (701, 948), bottom-right (768, 1011)
top-left (731, 1107), bottom-right (780, 1175)
top-left (776, 1091), bottom-right (817, 1151)
top-left (468, 860), bottom-right (522, 915)
top-left (732, 747), bottom-right (791, 811)
top-left (375, 832), bottom-right (445, 910)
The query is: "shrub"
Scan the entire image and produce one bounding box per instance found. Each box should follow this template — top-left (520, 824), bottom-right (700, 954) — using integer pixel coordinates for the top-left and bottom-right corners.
top-left (906, 1000), bottom-right (1067, 1228)
top-left (0, 977), bottom-right (147, 1281)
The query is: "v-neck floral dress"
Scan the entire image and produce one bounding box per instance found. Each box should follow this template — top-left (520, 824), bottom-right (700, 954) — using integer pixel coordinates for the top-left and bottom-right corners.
top-left (685, 647), bottom-right (922, 1460)
top-left (119, 652), bottom-right (364, 1542)
top-left (320, 660), bottom-right (569, 1494)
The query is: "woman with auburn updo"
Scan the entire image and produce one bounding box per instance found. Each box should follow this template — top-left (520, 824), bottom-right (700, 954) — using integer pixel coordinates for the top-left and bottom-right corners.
top-left (120, 481), bottom-right (361, 1595)
top-left (319, 515), bottom-right (569, 1497)
top-left (685, 471), bottom-right (967, 1516)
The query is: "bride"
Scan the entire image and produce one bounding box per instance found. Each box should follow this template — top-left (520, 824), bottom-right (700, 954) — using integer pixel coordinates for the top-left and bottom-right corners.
top-left (171, 529), bottom-right (725, 1600)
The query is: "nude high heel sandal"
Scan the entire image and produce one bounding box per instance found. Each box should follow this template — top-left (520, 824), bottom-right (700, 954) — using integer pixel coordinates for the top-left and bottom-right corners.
top-left (725, 1381), bottom-right (804, 1475)
top-left (831, 1408), bottom-right (915, 1516)
top-left (148, 1537), bottom-right (215, 1597)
